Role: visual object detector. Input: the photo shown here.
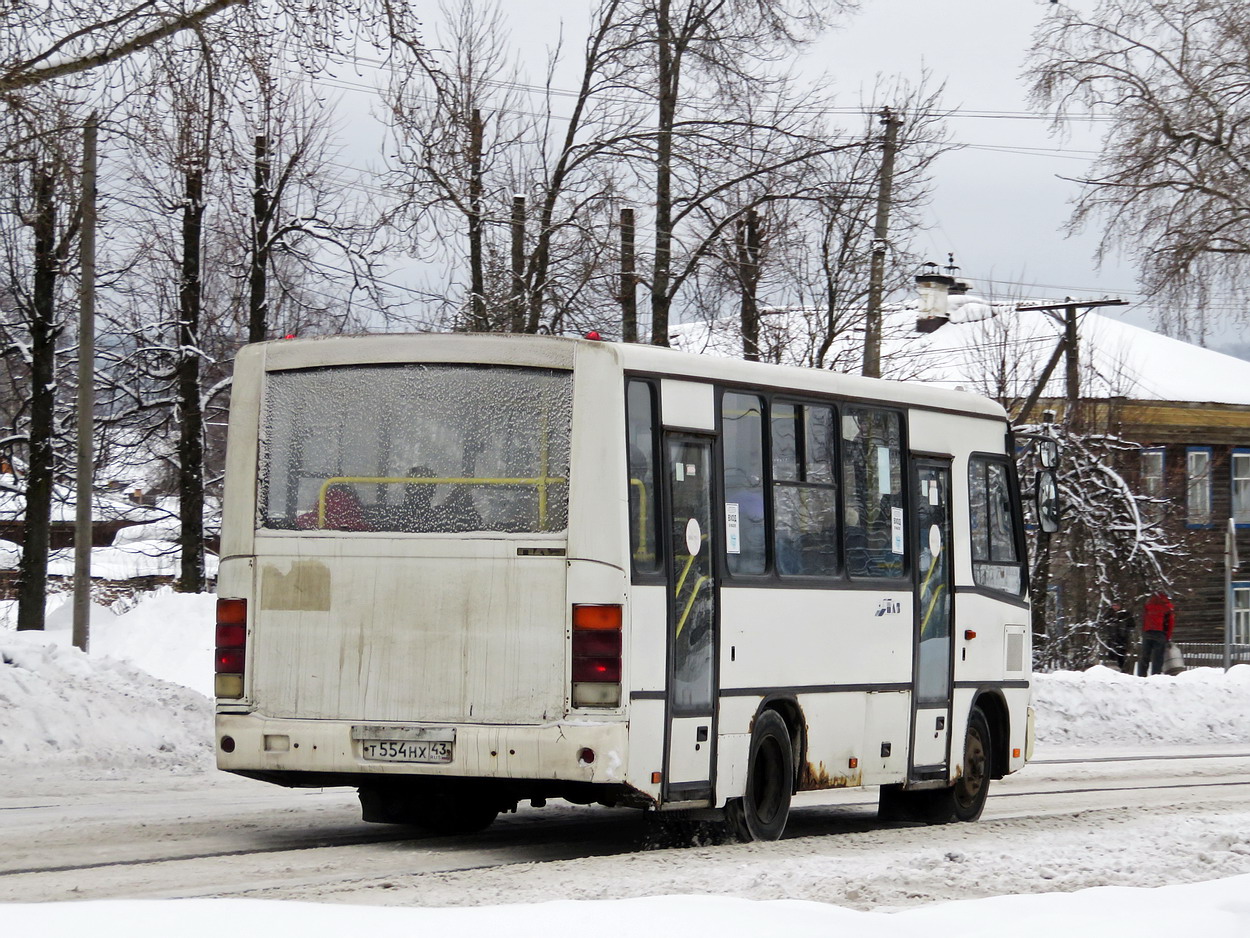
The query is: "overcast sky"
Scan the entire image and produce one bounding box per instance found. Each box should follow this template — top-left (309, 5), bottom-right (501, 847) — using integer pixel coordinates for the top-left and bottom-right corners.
top-left (337, 1), bottom-right (1239, 351)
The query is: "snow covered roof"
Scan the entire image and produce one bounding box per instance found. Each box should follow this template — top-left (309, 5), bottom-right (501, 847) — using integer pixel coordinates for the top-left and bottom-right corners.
top-left (910, 298), bottom-right (1250, 407)
top-left (673, 292), bottom-right (1250, 408)
top-left (0, 476), bottom-right (166, 525)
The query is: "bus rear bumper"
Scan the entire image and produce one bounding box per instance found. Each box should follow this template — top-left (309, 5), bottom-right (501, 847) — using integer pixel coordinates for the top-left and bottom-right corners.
top-left (215, 713), bottom-right (633, 789)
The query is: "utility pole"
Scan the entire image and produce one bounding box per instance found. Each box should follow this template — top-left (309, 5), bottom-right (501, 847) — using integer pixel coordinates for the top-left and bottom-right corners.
top-left (620, 207), bottom-right (637, 343)
top-left (73, 113), bottom-right (98, 653)
top-left (1015, 297), bottom-right (1128, 422)
top-left (862, 106), bottom-right (901, 379)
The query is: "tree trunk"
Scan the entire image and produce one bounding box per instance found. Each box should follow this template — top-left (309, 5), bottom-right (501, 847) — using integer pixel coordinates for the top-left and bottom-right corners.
top-left (468, 108), bottom-right (487, 331)
top-left (737, 209), bottom-right (761, 362)
top-left (649, 0), bottom-right (676, 347)
top-left (16, 168), bottom-right (59, 631)
top-left (248, 134), bottom-right (271, 344)
top-left (177, 167), bottom-right (206, 593)
top-left (510, 195), bottom-right (525, 333)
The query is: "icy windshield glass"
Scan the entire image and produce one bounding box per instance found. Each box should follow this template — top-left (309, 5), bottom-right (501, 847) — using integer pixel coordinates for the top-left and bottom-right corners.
top-left (258, 364), bottom-right (573, 534)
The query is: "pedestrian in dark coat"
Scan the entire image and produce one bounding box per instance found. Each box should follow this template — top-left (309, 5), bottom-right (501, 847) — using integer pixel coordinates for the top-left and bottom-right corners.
top-left (1100, 602), bottom-right (1135, 671)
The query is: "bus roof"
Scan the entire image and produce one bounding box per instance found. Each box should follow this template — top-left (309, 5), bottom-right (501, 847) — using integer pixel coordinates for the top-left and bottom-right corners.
top-left (249, 332), bottom-right (1008, 422)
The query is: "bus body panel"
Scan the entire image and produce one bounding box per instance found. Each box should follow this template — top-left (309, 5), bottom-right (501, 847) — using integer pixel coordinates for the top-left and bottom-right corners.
top-left (718, 588), bottom-right (914, 690)
top-left (627, 585), bottom-right (668, 693)
top-left (248, 542), bottom-right (567, 725)
top-left (215, 713), bottom-right (629, 784)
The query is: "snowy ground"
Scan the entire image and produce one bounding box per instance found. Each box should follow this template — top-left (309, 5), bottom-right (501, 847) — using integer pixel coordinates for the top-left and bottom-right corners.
top-left (3, 590), bottom-right (1250, 935)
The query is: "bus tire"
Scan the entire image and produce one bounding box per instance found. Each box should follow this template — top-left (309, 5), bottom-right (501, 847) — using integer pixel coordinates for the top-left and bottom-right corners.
top-left (922, 707), bottom-right (992, 825)
top-left (724, 709), bottom-right (793, 842)
top-left (877, 708), bottom-right (992, 825)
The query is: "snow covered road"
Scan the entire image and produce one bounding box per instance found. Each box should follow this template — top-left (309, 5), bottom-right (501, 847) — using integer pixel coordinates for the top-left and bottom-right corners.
top-left (5, 592), bottom-right (1250, 934)
top-left (3, 747), bottom-right (1250, 906)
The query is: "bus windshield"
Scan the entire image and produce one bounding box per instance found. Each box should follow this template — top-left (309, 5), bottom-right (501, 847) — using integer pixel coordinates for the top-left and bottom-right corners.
top-left (257, 363), bottom-right (573, 534)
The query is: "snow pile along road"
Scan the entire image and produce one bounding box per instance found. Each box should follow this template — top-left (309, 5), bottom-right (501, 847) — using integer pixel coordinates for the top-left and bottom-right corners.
top-left (0, 591), bottom-right (214, 777)
top-left (4, 590), bottom-right (1250, 776)
top-left (1032, 664), bottom-right (1250, 746)
top-left (7, 875), bottom-right (1250, 938)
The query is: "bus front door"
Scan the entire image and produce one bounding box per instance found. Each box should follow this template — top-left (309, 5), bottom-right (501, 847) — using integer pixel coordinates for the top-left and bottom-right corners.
top-left (662, 435), bottom-right (717, 805)
top-left (910, 459), bottom-right (954, 782)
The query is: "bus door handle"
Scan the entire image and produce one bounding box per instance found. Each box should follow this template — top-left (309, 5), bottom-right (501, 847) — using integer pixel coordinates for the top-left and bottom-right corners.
top-left (696, 726), bottom-right (709, 742)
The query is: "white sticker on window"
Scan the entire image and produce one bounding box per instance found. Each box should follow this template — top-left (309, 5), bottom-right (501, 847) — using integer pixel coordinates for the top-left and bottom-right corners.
top-left (675, 461), bottom-right (685, 482)
top-left (685, 517), bottom-right (702, 556)
top-left (725, 502), bottom-right (741, 554)
top-left (891, 507), bottom-right (905, 554)
top-left (929, 482), bottom-right (940, 505)
top-left (877, 446), bottom-right (892, 495)
top-left (929, 523), bottom-right (943, 557)
top-left (686, 463), bottom-right (697, 477)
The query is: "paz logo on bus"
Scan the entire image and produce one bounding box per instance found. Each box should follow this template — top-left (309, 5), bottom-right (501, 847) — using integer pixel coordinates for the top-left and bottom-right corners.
top-left (875, 599), bottom-right (902, 617)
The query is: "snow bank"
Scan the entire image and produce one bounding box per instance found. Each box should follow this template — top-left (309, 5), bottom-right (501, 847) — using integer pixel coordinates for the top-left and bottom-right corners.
top-left (4, 588), bottom-right (1250, 781)
top-left (8, 874), bottom-right (1250, 938)
top-left (1033, 664), bottom-right (1250, 746)
top-left (0, 632), bottom-right (212, 777)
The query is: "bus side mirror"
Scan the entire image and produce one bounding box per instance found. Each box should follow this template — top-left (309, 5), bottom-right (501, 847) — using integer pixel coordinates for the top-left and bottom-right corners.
top-left (1037, 469), bottom-right (1060, 533)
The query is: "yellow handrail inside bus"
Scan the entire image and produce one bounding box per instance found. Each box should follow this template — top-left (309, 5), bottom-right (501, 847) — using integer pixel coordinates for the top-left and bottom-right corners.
top-left (629, 478), bottom-right (651, 561)
top-left (675, 575), bottom-right (708, 638)
top-left (315, 474), bottom-right (568, 529)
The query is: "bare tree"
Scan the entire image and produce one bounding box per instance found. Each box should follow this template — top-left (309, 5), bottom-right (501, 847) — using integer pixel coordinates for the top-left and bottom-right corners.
top-left (0, 1), bottom-right (427, 95)
top-left (1029, 0), bottom-right (1250, 336)
top-left (0, 101), bottom-right (83, 630)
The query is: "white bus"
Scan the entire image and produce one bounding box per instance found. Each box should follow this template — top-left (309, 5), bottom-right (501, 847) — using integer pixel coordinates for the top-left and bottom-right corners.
top-left (215, 333), bottom-right (1033, 840)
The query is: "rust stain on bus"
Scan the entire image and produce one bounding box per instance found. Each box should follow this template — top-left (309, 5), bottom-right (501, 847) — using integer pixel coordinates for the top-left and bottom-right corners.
top-left (798, 760), bottom-right (861, 791)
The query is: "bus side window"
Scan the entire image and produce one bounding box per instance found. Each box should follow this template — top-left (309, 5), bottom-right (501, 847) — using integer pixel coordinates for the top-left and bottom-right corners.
top-left (968, 455), bottom-right (1024, 595)
top-left (842, 407), bottom-right (904, 578)
top-left (627, 380), bottom-right (662, 575)
top-left (771, 401), bottom-right (838, 577)
top-left (721, 391), bottom-right (766, 575)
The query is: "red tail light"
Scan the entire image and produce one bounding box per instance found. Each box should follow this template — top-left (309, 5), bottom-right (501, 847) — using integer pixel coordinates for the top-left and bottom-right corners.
top-left (572, 604), bottom-right (622, 708)
top-left (215, 598), bottom-right (247, 699)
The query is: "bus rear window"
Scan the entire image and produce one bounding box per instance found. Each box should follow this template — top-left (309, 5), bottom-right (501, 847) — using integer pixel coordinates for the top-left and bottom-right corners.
top-left (258, 364), bottom-right (573, 534)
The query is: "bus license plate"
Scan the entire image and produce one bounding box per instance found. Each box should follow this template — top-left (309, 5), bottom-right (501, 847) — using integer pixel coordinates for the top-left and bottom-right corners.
top-left (360, 739), bottom-right (453, 763)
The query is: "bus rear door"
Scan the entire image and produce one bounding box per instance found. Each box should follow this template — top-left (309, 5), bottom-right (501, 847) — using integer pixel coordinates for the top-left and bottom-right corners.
top-left (910, 458), bottom-right (954, 782)
top-left (662, 434), bottom-right (718, 805)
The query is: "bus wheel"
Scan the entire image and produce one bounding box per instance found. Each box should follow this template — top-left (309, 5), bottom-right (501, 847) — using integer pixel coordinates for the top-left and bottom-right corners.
top-left (877, 708), bottom-right (992, 825)
top-left (725, 710), bottom-right (793, 842)
top-left (946, 707), bottom-right (992, 823)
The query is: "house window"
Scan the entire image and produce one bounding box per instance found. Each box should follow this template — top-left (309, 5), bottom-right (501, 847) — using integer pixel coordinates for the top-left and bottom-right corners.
top-left (1186, 447), bottom-right (1212, 526)
top-left (1234, 583), bottom-right (1250, 645)
top-left (1140, 448), bottom-right (1165, 523)
top-left (1233, 451), bottom-right (1250, 525)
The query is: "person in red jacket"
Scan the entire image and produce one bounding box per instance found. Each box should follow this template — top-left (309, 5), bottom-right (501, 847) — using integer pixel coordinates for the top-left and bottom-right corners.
top-left (1137, 591), bottom-right (1175, 676)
